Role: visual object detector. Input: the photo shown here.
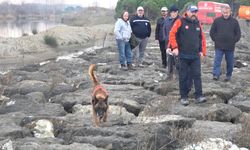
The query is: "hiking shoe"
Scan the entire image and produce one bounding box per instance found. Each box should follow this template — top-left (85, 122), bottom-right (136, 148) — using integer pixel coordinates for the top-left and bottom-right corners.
top-left (213, 75), bottom-right (219, 81)
top-left (180, 98), bottom-right (189, 106)
top-left (121, 64), bottom-right (128, 71)
top-left (138, 63), bottom-right (145, 68)
top-left (224, 77), bottom-right (231, 82)
top-left (127, 64), bottom-right (135, 70)
top-left (195, 96), bottom-right (207, 104)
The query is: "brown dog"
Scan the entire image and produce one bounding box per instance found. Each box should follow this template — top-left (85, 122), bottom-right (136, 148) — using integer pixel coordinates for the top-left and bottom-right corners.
top-left (88, 64), bottom-right (109, 127)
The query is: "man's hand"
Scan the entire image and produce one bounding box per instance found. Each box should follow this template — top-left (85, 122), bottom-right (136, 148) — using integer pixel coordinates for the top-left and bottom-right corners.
top-left (200, 52), bottom-right (205, 59)
top-left (166, 48), bottom-right (172, 55)
top-left (172, 48), bottom-right (179, 56)
top-left (200, 52), bottom-right (206, 63)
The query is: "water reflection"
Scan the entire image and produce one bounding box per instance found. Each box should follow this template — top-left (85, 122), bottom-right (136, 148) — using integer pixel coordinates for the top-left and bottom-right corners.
top-left (0, 20), bottom-right (63, 38)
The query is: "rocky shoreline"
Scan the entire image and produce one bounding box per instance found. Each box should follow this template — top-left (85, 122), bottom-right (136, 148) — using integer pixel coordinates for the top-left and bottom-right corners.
top-left (0, 20), bottom-right (250, 149)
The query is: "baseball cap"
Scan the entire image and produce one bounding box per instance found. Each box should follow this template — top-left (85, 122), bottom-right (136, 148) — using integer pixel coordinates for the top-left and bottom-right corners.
top-left (187, 5), bottom-right (198, 12)
top-left (169, 5), bottom-right (178, 12)
top-left (161, 7), bottom-right (168, 11)
top-left (137, 6), bottom-right (144, 11)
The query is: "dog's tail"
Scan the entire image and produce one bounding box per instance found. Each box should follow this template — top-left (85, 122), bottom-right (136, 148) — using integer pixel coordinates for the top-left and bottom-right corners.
top-left (89, 64), bottom-right (99, 86)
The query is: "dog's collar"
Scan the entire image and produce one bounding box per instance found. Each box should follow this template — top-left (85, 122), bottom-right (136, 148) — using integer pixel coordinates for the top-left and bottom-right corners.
top-left (92, 84), bottom-right (108, 96)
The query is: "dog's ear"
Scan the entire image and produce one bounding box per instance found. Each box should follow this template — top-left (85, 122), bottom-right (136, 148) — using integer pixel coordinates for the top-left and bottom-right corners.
top-left (92, 96), bottom-right (98, 105)
top-left (104, 95), bottom-right (108, 104)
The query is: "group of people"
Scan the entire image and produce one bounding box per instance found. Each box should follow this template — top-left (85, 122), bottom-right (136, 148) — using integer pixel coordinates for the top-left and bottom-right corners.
top-left (114, 6), bottom-right (151, 71)
top-left (114, 4), bottom-right (241, 106)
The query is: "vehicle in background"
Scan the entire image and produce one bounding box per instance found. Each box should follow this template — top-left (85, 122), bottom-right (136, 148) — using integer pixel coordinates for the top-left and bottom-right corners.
top-left (238, 5), bottom-right (250, 20)
top-left (197, 1), bottom-right (229, 24)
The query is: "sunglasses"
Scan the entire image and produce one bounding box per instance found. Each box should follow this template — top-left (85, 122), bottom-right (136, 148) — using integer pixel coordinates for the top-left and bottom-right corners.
top-left (138, 10), bottom-right (144, 11)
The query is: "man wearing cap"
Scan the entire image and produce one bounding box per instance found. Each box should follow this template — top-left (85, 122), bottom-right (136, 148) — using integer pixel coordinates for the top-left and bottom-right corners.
top-left (130, 6), bottom-right (151, 67)
top-left (210, 6), bottom-right (241, 82)
top-left (168, 5), bottom-right (207, 106)
top-left (164, 5), bottom-right (180, 79)
top-left (155, 7), bottom-right (168, 68)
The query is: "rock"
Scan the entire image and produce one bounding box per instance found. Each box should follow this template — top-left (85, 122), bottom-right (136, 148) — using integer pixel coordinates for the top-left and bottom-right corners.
top-left (232, 100), bottom-right (250, 113)
top-left (0, 139), bottom-right (13, 150)
top-left (132, 115), bottom-right (195, 128)
top-left (234, 60), bottom-right (248, 68)
top-left (25, 92), bottom-right (46, 103)
top-left (4, 80), bottom-right (50, 96)
top-left (0, 97), bottom-right (66, 116)
top-left (0, 112), bottom-right (32, 139)
top-left (154, 82), bottom-right (178, 96)
top-left (50, 82), bottom-right (75, 96)
top-left (58, 123), bottom-right (189, 150)
top-left (192, 121), bottom-right (241, 141)
top-left (72, 104), bottom-right (136, 126)
top-left (16, 142), bottom-right (105, 150)
top-left (206, 103), bottom-right (242, 123)
top-left (184, 138), bottom-right (247, 150)
top-left (33, 119), bottom-right (55, 138)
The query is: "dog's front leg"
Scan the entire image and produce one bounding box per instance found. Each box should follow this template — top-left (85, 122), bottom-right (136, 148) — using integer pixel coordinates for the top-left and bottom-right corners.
top-left (93, 109), bottom-right (100, 127)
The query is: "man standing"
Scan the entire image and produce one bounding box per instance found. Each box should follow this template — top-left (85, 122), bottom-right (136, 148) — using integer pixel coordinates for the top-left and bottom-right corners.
top-left (210, 6), bottom-right (241, 81)
top-left (130, 6), bottom-right (151, 67)
top-left (164, 5), bottom-right (180, 79)
top-left (169, 5), bottom-right (207, 106)
top-left (155, 7), bottom-right (168, 68)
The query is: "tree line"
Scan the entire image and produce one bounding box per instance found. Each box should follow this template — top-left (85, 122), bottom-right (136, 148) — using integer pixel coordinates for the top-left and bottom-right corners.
top-left (115, 0), bottom-right (250, 21)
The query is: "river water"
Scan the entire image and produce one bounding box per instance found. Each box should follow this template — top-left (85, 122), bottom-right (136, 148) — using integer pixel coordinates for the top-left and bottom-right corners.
top-left (0, 19), bottom-right (63, 38)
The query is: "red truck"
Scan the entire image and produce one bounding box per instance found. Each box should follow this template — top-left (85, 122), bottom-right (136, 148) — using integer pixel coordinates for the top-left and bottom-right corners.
top-left (197, 1), bottom-right (229, 24)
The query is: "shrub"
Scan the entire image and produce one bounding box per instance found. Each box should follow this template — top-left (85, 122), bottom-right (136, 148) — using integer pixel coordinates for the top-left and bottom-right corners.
top-left (22, 33), bottom-right (29, 36)
top-left (44, 35), bottom-right (58, 48)
top-left (32, 29), bottom-right (38, 35)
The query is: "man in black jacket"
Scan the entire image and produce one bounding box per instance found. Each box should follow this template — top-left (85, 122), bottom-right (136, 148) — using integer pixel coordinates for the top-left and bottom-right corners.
top-left (155, 7), bottom-right (168, 68)
top-left (130, 6), bottom-right (151, 67)
top-left (210, 6), bottom-right (241, 81)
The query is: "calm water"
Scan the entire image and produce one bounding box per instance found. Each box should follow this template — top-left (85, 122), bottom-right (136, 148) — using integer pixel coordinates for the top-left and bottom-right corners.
top-left (0, 20), bottom-right (63, 38)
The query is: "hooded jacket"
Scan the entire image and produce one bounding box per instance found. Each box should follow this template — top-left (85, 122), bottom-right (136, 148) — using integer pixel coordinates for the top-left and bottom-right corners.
top-left (114, 18), bottom-right (132, 42)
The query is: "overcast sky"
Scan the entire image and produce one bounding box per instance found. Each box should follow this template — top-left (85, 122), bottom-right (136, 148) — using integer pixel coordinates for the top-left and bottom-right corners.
top-left (0, 0), bottom-right (118, 8)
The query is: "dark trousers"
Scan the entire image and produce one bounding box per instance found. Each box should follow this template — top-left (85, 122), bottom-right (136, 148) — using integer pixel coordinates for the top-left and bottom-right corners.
top-left (179, 57), bottom-right (202, 99)
top-left (158, 40), bottom-right (167, 67)
top-left (167, 55), bottom-right (179, 75)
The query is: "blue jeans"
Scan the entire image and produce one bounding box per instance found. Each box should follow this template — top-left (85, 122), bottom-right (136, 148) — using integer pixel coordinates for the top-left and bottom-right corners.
top-left (179, 57), bottom-right (203, 99)
top-left (133, 37), bottom-right (148, 64)
top-left (213, 49), bottom-right (234, 78)
top-left (116, 39), bottom-right (132, 65)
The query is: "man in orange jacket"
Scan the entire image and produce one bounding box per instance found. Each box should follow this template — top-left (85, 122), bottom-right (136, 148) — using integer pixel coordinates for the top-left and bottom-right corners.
top-left (168, 5), bottom-right (206, 106)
